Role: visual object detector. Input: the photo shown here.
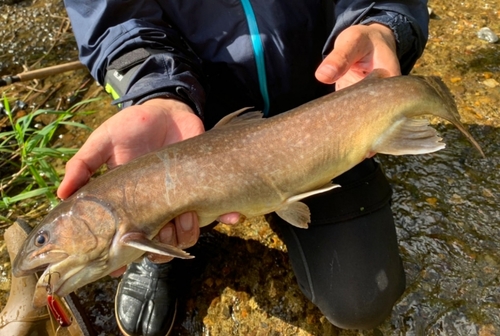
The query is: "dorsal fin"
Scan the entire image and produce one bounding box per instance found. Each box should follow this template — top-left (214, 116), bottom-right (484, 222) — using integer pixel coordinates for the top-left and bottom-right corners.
top-left (213, 107), bottom-right (263, 128)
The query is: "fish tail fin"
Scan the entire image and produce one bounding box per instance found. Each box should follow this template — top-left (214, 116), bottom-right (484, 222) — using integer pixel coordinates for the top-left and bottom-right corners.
top-left (420, 76), bottom-right (485, 158)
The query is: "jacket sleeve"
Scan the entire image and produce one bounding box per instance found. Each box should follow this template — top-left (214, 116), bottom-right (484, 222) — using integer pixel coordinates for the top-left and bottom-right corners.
top-left (327, 0), bottom-right (429, 74)
top-left (63, 0), bottom-right (206, 114)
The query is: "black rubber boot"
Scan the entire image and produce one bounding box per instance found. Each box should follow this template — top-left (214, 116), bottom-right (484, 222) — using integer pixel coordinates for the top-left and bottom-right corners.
top-left (115, 258), bottom-right (178, 336)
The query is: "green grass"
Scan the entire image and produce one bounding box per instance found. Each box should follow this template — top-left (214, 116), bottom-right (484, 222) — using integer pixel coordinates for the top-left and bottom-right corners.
top-left (0, 95), bottom-right (96, 211)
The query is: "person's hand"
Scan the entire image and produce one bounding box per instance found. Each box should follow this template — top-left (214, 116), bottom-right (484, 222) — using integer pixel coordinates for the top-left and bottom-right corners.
top-left (57, 98), bottom-right (240, 271)
top-left (315, 23), bottom-right (401, 90)
top-left (58, 98), bottom-right (204, 198)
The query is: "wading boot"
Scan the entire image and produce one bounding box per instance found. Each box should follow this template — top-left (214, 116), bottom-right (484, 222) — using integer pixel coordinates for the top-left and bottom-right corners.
top-left (0, 220), bottom-right (96, 336)
top-left (0, 220), bottom-right (53, 335)
top-left (115, 258), bottom-right (178, 336)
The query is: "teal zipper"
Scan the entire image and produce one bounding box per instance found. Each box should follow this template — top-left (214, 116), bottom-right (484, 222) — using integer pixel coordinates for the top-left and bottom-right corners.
top-left (240, 0), bottom-right (270, 116)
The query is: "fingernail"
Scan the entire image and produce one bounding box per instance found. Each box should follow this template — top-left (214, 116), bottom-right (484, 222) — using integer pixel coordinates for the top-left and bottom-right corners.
top-left (160, 225), bottom-right (174, 243)
top-left (316, 64), bottom-right (337, 82)
top-left (219, 213), bottom-right (242, 225)
top-left (181, 213), bottom-right (194, 231)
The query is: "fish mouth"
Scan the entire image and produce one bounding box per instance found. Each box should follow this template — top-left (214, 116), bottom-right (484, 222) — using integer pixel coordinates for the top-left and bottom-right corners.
top-left (12, 252), bottom-right (50, 277)
top-left (13, 263), bottom-right (49, 277)
top-left (32, 257), bottom-right (107, 307)
top-left (13, 250), bottom-right (69, 278)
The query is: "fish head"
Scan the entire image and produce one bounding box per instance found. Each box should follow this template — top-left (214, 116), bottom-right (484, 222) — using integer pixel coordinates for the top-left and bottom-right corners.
top-left (12, 194), bottom-right (118, 307)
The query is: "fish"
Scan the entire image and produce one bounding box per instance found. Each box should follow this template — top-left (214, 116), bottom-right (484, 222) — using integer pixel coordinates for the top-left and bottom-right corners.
top-left (12, 69), bottom-right (484, 307)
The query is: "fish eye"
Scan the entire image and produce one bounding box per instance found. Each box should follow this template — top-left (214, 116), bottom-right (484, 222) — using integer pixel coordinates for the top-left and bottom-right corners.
top-left (35, 231), bottom-right (49, 247)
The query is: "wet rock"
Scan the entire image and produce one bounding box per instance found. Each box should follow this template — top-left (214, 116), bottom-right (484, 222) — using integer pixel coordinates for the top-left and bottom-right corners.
top-left (449, 193), bottom-right (465, 204)
top-left (14, 100), bottom-right (27, 110)
top-left (483, 78), bottom-right (499, 88)
top-left (480, 324), bottom-right (497, 336)
top-left (477, 27), bottom-right (499, 43)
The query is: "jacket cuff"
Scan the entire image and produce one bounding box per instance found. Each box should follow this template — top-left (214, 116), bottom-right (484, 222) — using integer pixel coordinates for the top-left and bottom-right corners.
top-left (104, 48), bottom-right (206, 117)
top-left (360, 10), bottom-right (417, 68)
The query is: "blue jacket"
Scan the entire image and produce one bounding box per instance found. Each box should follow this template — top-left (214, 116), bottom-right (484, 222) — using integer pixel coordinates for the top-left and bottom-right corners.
top-left (63, 0), bottom-right (428, 128)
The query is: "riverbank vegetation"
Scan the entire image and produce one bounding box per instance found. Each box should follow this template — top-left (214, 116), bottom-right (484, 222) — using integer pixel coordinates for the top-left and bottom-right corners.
top-left (0, 95), bottom-right (96, 224)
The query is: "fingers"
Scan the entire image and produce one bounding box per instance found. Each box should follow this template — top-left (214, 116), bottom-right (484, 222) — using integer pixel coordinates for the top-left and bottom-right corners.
top-left (154, 211), bottom-right (241, 260)
top-left (115, 220), bottom-right (187, 270)
top-left (316, 30), bottom-right (365, 84)
top-left (109, 266), bottom-right (127, 277)
top-left (149, 222), bottom-right (178, 263)
top-left (157, 222), bottom-right (179, 246)
top-left (157, 213), bottom-right (200, 250)
top-left (57, 158), bottom-right (91, 199)
top-left (217, 212), bottom-right (242, 225)
top-left (315, 24), bottom-right (400, 87)
top-left (116, 210), bottom-right (242, 270)
top-left (173, 212), bottom-right (200, 249)
top-left (146, 213), bottom-right (200, 264)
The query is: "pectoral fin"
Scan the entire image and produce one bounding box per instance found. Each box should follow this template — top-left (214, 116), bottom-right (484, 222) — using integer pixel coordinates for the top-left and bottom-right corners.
top-left (121, 233), bottom-right (194, 259)
top-left (373, 118), bottom-right (446, 155)
top-left (276, 182), bottom-right (341, 228)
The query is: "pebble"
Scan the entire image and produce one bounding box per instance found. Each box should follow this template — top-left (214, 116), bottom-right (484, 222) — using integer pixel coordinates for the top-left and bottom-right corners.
top-left (426, 197), bottom-right (438, 207)
top-left (477, 27), bottom-right (499, 43)
top-left (483, 72), bottom-right (493, 79)
top-left (15, 100), bottom-right (27, 110)
top-left (483, 78), bottom-right (499, 88)
top-left (479, 324), bottom-right (497, 336)
top-left (0, 275), bottom-right (9, 291)
top-left (449, 194), bottom-right (465, 204)
top-left (481, 188), bottom-right (496, 199)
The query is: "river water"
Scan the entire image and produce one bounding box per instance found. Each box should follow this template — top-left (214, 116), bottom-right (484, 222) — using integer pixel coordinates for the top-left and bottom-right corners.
top-left (0, 1), bottom-right (498, 335)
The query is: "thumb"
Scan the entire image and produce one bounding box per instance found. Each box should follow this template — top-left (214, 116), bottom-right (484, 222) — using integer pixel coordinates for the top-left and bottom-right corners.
top-left (315, 34), bottom-right (366, 84)
top-left (57, 158), bottom-right (93, 199)
top-left (57, 135), bottom-right (111, 199)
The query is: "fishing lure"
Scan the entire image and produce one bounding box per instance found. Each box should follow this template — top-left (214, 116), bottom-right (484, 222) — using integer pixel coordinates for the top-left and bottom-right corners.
top-left (44, 271), bottom-right (73, 327)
